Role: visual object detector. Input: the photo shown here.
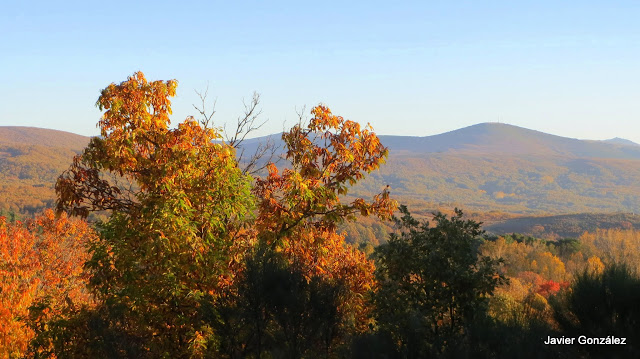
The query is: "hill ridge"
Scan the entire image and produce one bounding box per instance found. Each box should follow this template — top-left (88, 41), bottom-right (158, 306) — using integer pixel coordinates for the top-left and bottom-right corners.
top-left (2, 124), bottom-right (639, 215)
top-left (0, 126), bottom-right (90, 150)
top-left (239, 122), bottom-right (640, 160)
top-left (5, 123), bottom-right (640, 155)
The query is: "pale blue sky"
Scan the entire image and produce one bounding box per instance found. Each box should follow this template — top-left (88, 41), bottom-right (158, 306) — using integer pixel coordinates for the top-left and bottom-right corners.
top-left (2, 1), bottom-right (640, 143)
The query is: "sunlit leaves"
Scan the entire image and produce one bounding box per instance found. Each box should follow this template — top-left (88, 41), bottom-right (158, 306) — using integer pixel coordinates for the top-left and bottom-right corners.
top-left (50, 72), bottom-right (255, 356)
top-left (0, 210), bottom-right (94, 358)
top-left (255, 104), bottom-right (395, 236)
top-left (41, 73), bottom-right (395, 357)
top-left (253, 104), bottom-right (396, 333)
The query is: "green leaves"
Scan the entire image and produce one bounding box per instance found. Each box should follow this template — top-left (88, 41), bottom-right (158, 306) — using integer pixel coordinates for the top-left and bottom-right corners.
top-left (48, 72), bottom-right (257, 357)
top-left (40, 74), bottom-right (399, 357)
top-left (374, 206), bottom-right (506, 356)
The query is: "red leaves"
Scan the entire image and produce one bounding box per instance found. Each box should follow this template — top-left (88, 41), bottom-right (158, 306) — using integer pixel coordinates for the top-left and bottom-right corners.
top-left (537, 279), bottom-right (570, 297)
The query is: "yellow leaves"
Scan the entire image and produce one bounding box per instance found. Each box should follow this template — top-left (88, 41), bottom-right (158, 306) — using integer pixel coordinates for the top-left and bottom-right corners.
top-left (586, 255), bottom-right (605, 275)
top-left (96, 72), bottom-right (176, 144)
top-left (58, 72), bottom-right (254, 223)
top-left (579, 228), bottom-right (640, 272)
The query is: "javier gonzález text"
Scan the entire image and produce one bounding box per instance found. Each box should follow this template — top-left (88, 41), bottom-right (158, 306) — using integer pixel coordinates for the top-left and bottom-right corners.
top-left (544, 336), bottom-right (626, 345)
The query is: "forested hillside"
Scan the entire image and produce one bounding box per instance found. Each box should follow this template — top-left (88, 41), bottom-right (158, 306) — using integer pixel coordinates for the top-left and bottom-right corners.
top-left (358, 123), bottom-right (640, 214)
top-left (0, 127), bottom-right (89, 216)
top-left (355, 153), bottom-right (640, 213)
top-left (242, 123), bottom-right (640, 214)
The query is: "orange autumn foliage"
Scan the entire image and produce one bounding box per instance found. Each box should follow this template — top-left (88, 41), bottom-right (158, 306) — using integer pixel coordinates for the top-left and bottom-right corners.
top-left (55, 72), bottom-right (254, 297)
top-left (49, 73), bottom-right (255, 355)
top-left (254, 105), bottom-right (396, 331)
top-left (0, 210), bottom-right (95, 358)
top-left (39, 73), bottom-right (394, 356)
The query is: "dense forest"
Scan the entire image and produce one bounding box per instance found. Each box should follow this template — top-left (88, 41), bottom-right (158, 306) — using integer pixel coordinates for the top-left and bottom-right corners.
top-left (1, 73), bottom-right (639, 358)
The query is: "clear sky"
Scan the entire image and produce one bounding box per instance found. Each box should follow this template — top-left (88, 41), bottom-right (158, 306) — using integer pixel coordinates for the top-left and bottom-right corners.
top-left (2, 1), bottom-right (640, 143)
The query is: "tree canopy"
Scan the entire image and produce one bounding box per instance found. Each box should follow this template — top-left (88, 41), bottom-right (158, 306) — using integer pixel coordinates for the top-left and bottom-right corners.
top-left (373, 206), bottom-right (505, 357)
top-left (32, 72), bottom-right (395, 358)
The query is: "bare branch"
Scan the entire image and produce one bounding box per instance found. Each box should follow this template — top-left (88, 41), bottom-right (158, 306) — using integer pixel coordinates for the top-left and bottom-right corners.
top-left (191, 89), bottom-right (285, 175)
top-left (193, 85), bottom-right (217, 129)
top-left (225, 92), bottom-right (265, 147)
top-left (238, 134), bottom-right (283, 176)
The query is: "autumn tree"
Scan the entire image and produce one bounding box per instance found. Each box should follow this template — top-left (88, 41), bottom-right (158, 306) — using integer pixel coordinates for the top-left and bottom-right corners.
top-left (210, 105), bottom-right (396, 357)
top-left (36, 72), bottom-right (255, 357)
top-left (0, 210), bottom-right (94, 358)
top-left (579, 228), bottom-right (640, 272)
top-left (250, 104), bottom-right (394, 327)
top-left (34, 72), bottom-right (395, 358)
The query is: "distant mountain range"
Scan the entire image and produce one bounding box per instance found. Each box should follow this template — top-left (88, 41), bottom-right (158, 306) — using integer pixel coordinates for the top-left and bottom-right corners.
top-left (240, 123), bottom-right (640, 159)
top-left (1, 123), bottom-right (640, 216)
top-left (378, 123), bottom-right (640, 158)
top-left (239, 123), bottom-right (640, 214)
top-left (369, 123), bottom-right (640, 214)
